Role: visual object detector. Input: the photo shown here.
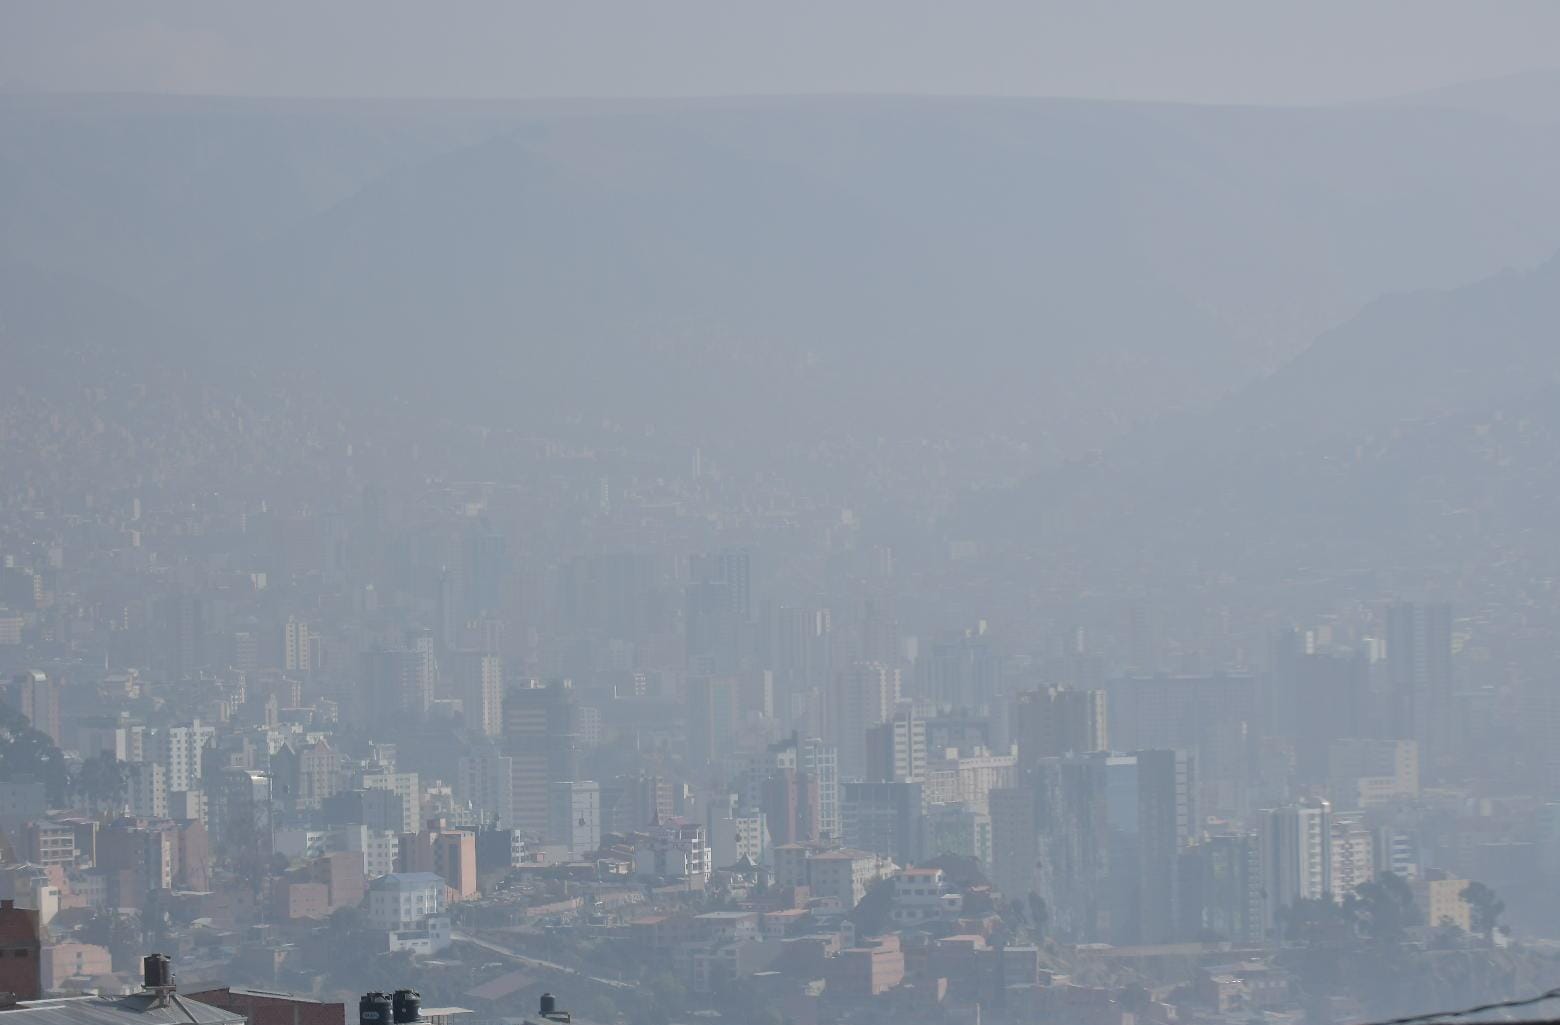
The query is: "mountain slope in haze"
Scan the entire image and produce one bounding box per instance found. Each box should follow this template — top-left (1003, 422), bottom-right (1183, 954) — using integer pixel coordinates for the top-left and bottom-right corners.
top-left (1374, 67), bottom-right (1560, 124)
top-left (11, 93), bottom-right (1560, 478)
top-left (160, 96), bottom-right (1560, 461)
top-left (966, 252), bottom-right (1560, 581)
top-left (0, 93), bottom-right (535, 296)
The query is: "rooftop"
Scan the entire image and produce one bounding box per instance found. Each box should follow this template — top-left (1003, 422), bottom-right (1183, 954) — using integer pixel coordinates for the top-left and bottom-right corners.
top-left (0, 994), bottom-right (243, 1025)
top-left (371, 873), bottom-right (445, 890)
top-left (811, 849), bottom-right (875, 862)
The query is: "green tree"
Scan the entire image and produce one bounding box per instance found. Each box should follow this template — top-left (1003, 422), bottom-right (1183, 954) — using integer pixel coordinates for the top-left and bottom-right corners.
top-left (1351, 872), bottom-right (1419, 945)
top-left (328, 904), bottom-right (366, 935)
top-left (1119, 983), bottom-right (1151, 1013)
top-left (850, 878), bottom-right (896, 937)
top-left (1279, 896), bottom-right (1353, 946)
top-left (0, 702), bottom-right (68, 804)
top-left (1461, 881), bottom-right (1505, 941)
top-left (73, 751), bottom-right (130, 814)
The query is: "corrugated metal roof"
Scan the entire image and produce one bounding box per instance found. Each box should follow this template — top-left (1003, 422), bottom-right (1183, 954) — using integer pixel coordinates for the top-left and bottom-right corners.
top-left (0, 993), bottom-right (244, 1025)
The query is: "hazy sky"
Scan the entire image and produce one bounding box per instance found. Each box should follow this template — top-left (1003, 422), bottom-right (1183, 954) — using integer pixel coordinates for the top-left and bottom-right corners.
top-left (3, 1), bottom-right (1560, 105)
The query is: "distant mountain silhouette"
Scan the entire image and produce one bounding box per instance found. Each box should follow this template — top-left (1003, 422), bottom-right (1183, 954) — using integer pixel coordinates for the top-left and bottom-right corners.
top-left (965, 253), bottom-right (1560, 576)
top-left (143, 96), bottom-right (1560, 457)
top-left (1371, 67), bottom-right (1560, 124)
top-left (10, 93), bottom-right (1560, 468)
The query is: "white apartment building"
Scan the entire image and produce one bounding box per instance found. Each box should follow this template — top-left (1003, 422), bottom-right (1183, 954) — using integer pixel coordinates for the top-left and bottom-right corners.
top-left (367, 872), bottom-right (446, 930)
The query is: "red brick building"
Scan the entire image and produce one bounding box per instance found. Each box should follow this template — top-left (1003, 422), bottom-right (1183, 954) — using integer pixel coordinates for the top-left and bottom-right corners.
top-left (0, 898), bottom-right (42, 999)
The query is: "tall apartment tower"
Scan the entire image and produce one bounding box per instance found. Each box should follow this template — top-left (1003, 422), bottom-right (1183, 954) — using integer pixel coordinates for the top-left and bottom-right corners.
top-left (686, 548), bottom-right (753, 673)
top-left (547, 781), bottom-right (602, 858)
top-left (1136, 749), bottom-right (1198, 945)
top-left (4, 671), bottom-right (60, 745)
top-left (283, 617), bottom-right (313, 674)
top-left (1263, 797), bottom-right (1333, 932)
top-left (834, 662), bottom-right (899, 780)
top-left (1196, 832), bottom-right (1266, 944)
top-left (773, 736), bottom-right (839, 841)
top-left (989, 784), bottom-right (1040, 910)
top-left (686, 676), bottom-right (739, 772)
top-left (451, 651), bottom-right (503, 737)
top-left (503, 681), bottom-right (579, 838)
top-left (865, 707), bottom-right (927, 783)
top-left (1011, 686), bottom-right (1107, 769)
top-left (1385, 602), bottom-right (1452, 764)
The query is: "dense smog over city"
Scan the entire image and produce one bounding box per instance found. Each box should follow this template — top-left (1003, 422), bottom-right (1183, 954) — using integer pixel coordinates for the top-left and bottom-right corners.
top-left (4, 6), bottom-right (1560, 1025)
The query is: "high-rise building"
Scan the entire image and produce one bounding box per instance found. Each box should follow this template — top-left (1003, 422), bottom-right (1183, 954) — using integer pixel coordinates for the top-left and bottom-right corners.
top-left (503, 681), bottom-right (579, 838)
top-left (761, 767), bottom-right (819, 846)
top-left (842, 780), bottom-right (924, 867)
top-left (546, 781), bottom-right (601, 859)
top-left (156, 720), bottom-right (214, 793)
top-left (1011, 687), bottom-right (1108, 769)
top-left (774, 606), bottom-right (832, 702)
top-left (360, 769), bottom-right (420, 835)
top-left (921, 628), bottom-right (1001, 711)
top-left (462, 526), bottom-right (509, 620)
top-left (622, 771), bottom-right (675, 831)
top-left (1263, 798), bottom-right (1333, 931)
top-left (1273, 633), bottom-right (1368, 781)
top-left (1136, 749), bottom-right (1198, 945)
top-left (212, 768), bottom-right (273, 864)
top-left (1024, 752), bottom-right (1160, 944)
top-left (686, 548), bottom-right (753, 673)
top-left (282, 617), bottom-right (313, 674)
top-left (1329, 814), bottom-right (1375, 898)
top-left (98, 819), bottom-right (181, 902)
top-left (457, 750), bottom-right (514, 830)
top-left (686, 676), bottom-right (739, 772)
top-left (865, 707), bottom-right (926, 783)
top-left (925, 804), bottom-right (992, 870)
top-left (1193, 832), bottom-right (1265, 944)
top-left (925, 746), bottom-right (1017, 815)
top-left (4, 672), bottom-right (60, 746)
top-left (128, 762), bottom-right (167, 819)
top-left (1327, 738), bottom-right (1419, 810)
top-left (1103, 672), bottom-right (1256, 819)
top-left (160, 594), bottom-right (206, 682)
top-left (834, 662), bottom-right (899, 780)
top-left (1385, 602), bottom-right (1453, 763)
top-left (706, 793), bottom-right (768, 867)
top-left (989, 784), bottom-right (1042, 912)
top-left (231, 630), bottom-right (259, 675)
top-left (994, 754), bottom-right (1127, 943)
top-left (450, 651), bottom-right (503, 737)
top-left (772, 735), bottom-right (839, 840)
top-left (360, 645), bottom-right (435, 731)
top-left (270, 739), bottom-right (344, 812)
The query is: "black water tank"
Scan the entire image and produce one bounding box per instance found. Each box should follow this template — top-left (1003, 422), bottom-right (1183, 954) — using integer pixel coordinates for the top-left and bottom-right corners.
top-left (360, 993), bottom-right (392, 1025)
top-left (143, 954), bottom-right (172, 990)
top-left (539, 994), bottom-right (557, 1018)
top-left (392, 990), bottom-right (421, 1024)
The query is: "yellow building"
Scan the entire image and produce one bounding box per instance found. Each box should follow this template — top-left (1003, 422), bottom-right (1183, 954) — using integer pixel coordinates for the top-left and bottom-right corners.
top-left (1416, 873), bottom-right (1471, 931)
